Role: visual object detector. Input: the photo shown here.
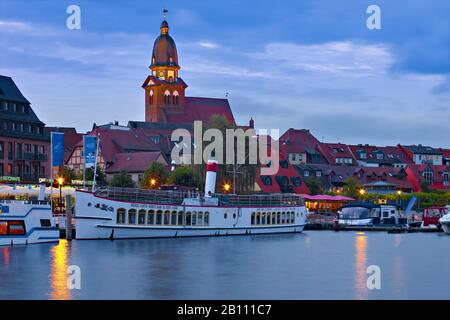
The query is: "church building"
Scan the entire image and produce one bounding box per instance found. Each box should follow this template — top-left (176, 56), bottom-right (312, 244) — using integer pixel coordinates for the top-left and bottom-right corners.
top-left (141, 15), bottom-right (236, 126)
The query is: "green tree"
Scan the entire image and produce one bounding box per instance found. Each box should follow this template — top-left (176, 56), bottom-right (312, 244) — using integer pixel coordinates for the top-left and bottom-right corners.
top-left (141, 162), bottom-right (170, 189)
top-left (59, 166), bottom-right (77, 184)
top-left (304, 177), bottom-right (324, 195)
top-left (83, 167), bottom-right (107, 186)
top-left (110, 170), bottom-right (135, 188)
top-left (167, 166), bottom-right (198, 187)
top-left (420, 181), bottom-right (432, 193)
top-left (343, 176), bottom-right (361, 199)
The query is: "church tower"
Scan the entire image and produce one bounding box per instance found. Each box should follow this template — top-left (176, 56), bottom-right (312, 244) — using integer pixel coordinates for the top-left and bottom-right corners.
top-left (143, 11), bottom-right (187, 122)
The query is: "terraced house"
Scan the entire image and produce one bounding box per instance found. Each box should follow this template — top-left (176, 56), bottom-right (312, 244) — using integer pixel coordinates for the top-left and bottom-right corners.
top-left (0, 76), bottom-right (50, 183)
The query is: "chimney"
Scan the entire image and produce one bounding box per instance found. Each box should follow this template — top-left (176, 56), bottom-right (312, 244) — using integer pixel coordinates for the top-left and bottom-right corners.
top-left (204, 160), bottom-right (218, 197)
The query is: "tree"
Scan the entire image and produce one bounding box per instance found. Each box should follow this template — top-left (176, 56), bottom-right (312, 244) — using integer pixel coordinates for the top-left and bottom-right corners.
top-left (83, 167), bottom-right (107, 186)
top-left (141, 162), bottom-right (170, 189)
top-left (167, 166), bottom-right (198, 187)
top-left (304, 177), bottom-right (324, 195)
top-left (343, 176), bottom-right (361, 199)
top-left (59, 166), bottom-right (77, 184)
top-left (110, 170), bottom-right (135, 188)
top-left (420, 180), bottom-right (432, 193)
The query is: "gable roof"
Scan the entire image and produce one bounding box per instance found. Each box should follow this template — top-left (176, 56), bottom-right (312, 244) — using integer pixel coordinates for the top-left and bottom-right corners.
top-left (402, 145), bottom-right (442, 155)
top-left (280, 128), bottom-right (321, 154)
top-left (349, 145), bottom-right (412, 164)
top-left (163, 97), bottom-right (236, 125)
top-left (105, 151), bottom-right (168, 174)
top-left (318, 142), bottom-right (356, 164)
top-left (0, 75), bottom-right (30, 104)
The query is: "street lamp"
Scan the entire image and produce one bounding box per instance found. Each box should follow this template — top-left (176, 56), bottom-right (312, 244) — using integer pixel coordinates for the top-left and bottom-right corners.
top-left (57, 177), bottom-right (64, 210)
top-left (223, 182), bottom-right (232, 193)
top-left (150, 178), bottom-right (157, 189)
top-left (359, 188), bottom-right (366, 196)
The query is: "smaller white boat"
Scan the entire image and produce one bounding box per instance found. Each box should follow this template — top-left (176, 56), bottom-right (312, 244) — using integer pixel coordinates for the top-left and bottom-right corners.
top-left (438, 206), bottom-right (450, 234)
top-left (0, 199), bottom-right (59, 246)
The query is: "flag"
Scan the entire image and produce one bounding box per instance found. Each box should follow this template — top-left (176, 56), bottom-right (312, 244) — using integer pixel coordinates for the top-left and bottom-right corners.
top-left (51, 132), bottom-right (64, 167)
top-left (84, 135), bottom-right (97, 169)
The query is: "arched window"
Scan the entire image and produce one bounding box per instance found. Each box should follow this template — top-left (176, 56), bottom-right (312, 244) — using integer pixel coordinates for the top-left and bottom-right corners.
top-left (171, 211), bottom-right (177, 225)
top-left (197, 211), bottom-right (204, 226)
top-left (148, 210), bottom-right (155, 225)
top-left (128, 209), bottom-right (137, 225)
top-left (185, 212), bottom-right (192, 226)
top-left (156, 210), bottom-right (163, 225)
top-left (117, 208), bottom-right (126, 224)
top-left (291, 211), bottom-right (295, 224)
top-left (192, 211), bottom-right (197, 226)
top-left (173, 91), bottom-right (179, 105)
top-left (149, 90), bottom-right (154, 105)
top-left (256, 213), bottom-right (261, 225)
top-left (164, 90), bottom-right (170, 104)
top-left (138, 209), bottom-right (146, 225)
top-left (251, 212), bottom-right (255, 225)
top-left (272, 213), bottom-right (276, 224)
top-left (276, 212), bottom-right (281, 224)
top-left (164, 210), bottom-right (171, 225)
top-left (178, 211), bottom-right (184, 226)
top-left (204, 212), bottom-right (209, 226)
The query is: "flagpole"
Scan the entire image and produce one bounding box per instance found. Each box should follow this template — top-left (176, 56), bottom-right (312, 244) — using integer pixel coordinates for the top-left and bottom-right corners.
top-left (50, 133), bottom-right (53, 212)
top-left (83, 136), bottom-right (86, 189)
top-left (92, 133), bottom-right (100, 192)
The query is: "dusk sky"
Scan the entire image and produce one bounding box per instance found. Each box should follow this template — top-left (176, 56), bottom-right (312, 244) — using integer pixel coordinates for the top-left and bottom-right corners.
top-left (1, 0), bottom-right (449, 147)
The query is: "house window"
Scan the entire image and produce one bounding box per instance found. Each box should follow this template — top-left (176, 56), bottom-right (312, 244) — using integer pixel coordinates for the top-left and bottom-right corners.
top-left (149, 90), bottom-right (154, 104)
top-left (262, 176), bottom-right (272, 186)
top-left (304, 171), bottom-right (310, 177)
top-left (423, 171), bottom-right (433, 183)
top-left (316, 171), bottom-right (322, 177)
top-left (172, 91), bottom-right (179, 105)
top-left (360, 153), bottom-right (367, 159)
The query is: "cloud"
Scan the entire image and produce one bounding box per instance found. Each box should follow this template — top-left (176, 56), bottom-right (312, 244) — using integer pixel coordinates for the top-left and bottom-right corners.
top-left (0, 20), bottom-right (31, 30)
top-left (197, 42), bottom-right (220, 49)
top-left (254, 41), bottom-right (394, 77)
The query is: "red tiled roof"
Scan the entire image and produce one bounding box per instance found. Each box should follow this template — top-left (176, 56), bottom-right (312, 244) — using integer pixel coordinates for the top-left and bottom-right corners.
top-left (164, 97), bottom-right (236, 125)
top-left (318, 143), bottom-right (356, 164)
top-left (80, 127), bottom-right (161, 164)
top-left (106, 151), bottom-right (168, 174)
top-left (349, 144), bottom-right (412, 164)
top-left (256, 161), bottom-right (310, 194)
top-left (280, 129), bottom-right (320, 154)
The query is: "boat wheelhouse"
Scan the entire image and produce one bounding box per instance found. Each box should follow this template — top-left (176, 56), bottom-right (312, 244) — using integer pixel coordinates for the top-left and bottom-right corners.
top-left (338, 202), bottom-right (406, 227)
top-left (0, 199), bottom-right (59, 246)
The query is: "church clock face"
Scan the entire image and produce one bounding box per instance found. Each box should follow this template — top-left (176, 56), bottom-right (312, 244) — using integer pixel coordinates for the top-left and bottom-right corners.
top-left (158, 71), bottom-right (165, 79)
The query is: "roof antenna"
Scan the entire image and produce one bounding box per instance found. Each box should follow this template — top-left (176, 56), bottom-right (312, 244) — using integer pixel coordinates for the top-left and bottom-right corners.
top-left (163, 8), bottom-right (168, 20)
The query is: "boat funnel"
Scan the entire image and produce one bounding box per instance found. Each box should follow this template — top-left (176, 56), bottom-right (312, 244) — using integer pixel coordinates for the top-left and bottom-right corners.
top-left (205, 160), bottom-right (218, 197)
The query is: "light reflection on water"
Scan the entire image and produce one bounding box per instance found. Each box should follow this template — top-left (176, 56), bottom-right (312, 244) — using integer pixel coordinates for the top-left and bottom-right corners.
top-left (0, 232), bottom-right (449, 299)
top-left (48, 240), bottom-right (71, 300)
top-left (355, 233), bottom-right (368, 300)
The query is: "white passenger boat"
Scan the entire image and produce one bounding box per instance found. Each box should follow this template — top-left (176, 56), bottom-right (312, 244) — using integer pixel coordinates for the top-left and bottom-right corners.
top-left (75, 161), bottom-right (308, 239)
top-left (0, 199), bottom-right (60, 246)
top-left (438, 206), bottom-right (450, 234)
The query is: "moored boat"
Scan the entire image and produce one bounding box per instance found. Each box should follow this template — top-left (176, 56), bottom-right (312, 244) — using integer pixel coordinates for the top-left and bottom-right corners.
top-left (74, 161), bottom-right (308, 239)
top-left (438, 206), bottom-right (450, 234)
top-left (0, 199), bottom-right (60, 246)
top-left (338, 202), bottom-right (407, 227)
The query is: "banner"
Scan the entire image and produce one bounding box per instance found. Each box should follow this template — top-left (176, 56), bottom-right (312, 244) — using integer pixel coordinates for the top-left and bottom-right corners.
top-left (84, 135), bottom-right (97, 169)
top-left (51, 132), bottom-right (64, 167)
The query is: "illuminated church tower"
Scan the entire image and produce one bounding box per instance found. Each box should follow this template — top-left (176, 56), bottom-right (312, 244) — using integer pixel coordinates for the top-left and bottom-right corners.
top-left (142, 11), bottom-right (187, 122)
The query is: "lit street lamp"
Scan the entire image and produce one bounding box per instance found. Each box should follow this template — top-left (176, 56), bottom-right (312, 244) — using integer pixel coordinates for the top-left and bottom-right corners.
top-left (58, 177), bottom-right (64, 210)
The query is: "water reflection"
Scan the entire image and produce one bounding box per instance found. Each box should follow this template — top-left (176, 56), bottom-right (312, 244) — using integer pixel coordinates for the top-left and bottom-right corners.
top-left (2, 247), bottom-right (10, 266)
top-left (49, 240), bottom-right (71, 300)
top-left (355, 233), bottom-right (368, 300)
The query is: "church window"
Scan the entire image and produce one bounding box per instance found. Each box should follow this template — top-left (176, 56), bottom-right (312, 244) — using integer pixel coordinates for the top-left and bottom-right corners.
top-left (173, 91), bottom-right (179, 105)
top-left (164, 90), bottom-right (170, 104)
top-left (149, 90), bottom-right (154, 104)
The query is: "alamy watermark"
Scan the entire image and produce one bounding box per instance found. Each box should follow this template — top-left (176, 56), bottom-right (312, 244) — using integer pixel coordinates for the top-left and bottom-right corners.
top-left (366, 265), bottom-right (381, 290)
top-left (66, 5), bottom-right (81, 30)
top-left (67, 265), bottom-right (81, 290)
top-left (171, 121), bottom-right (280, 175)
top-left (367, 5), bottom-right (381, 30)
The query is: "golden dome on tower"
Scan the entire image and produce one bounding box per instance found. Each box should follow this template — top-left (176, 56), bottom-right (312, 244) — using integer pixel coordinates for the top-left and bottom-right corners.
top-left (151, 19), bottom-right (179, 68)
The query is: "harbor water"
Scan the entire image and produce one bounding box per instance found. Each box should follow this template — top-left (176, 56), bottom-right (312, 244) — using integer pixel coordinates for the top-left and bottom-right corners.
top-left (0, 231), bottom-right (449, 300)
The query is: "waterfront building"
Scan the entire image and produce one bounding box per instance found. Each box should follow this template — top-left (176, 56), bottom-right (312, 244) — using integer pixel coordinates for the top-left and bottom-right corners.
top-left (317, 142), bottom-right (356, 166)
top-left (349, 145), bottom-right (412, 168)
top-left (399, 144), bottom-right (443, 165)
top-left (280, 129), bottom-right (327, 165)
top-left (0, 75), bottom-right (49, 183)
top-left (406, 164), bottom-right (450, 191)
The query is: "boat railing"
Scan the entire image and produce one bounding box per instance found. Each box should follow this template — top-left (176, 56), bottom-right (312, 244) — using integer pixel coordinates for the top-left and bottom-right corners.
top-left (0, 199), bottom-right (50, 205)
top-left (95, 187), bottom-right (198, 205)
top-left (213, 193), bottom-right (305, 207)
top-left (94, 187), bottom-right (304, 207)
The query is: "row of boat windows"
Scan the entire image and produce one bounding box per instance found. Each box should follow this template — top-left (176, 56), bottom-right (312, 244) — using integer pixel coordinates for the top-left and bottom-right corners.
top-left (117, 209), bottom-right (210, 226)
top-left (251, 211), bottom-right (297, 225)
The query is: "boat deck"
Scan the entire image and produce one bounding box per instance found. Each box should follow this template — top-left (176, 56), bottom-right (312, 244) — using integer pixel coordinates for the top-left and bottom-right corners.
top-left (94, 187), bottom-right (305, 207)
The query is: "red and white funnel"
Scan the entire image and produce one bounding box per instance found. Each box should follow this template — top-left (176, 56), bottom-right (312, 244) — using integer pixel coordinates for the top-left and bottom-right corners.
top-left (205, 159), bottom-right (218, 197)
